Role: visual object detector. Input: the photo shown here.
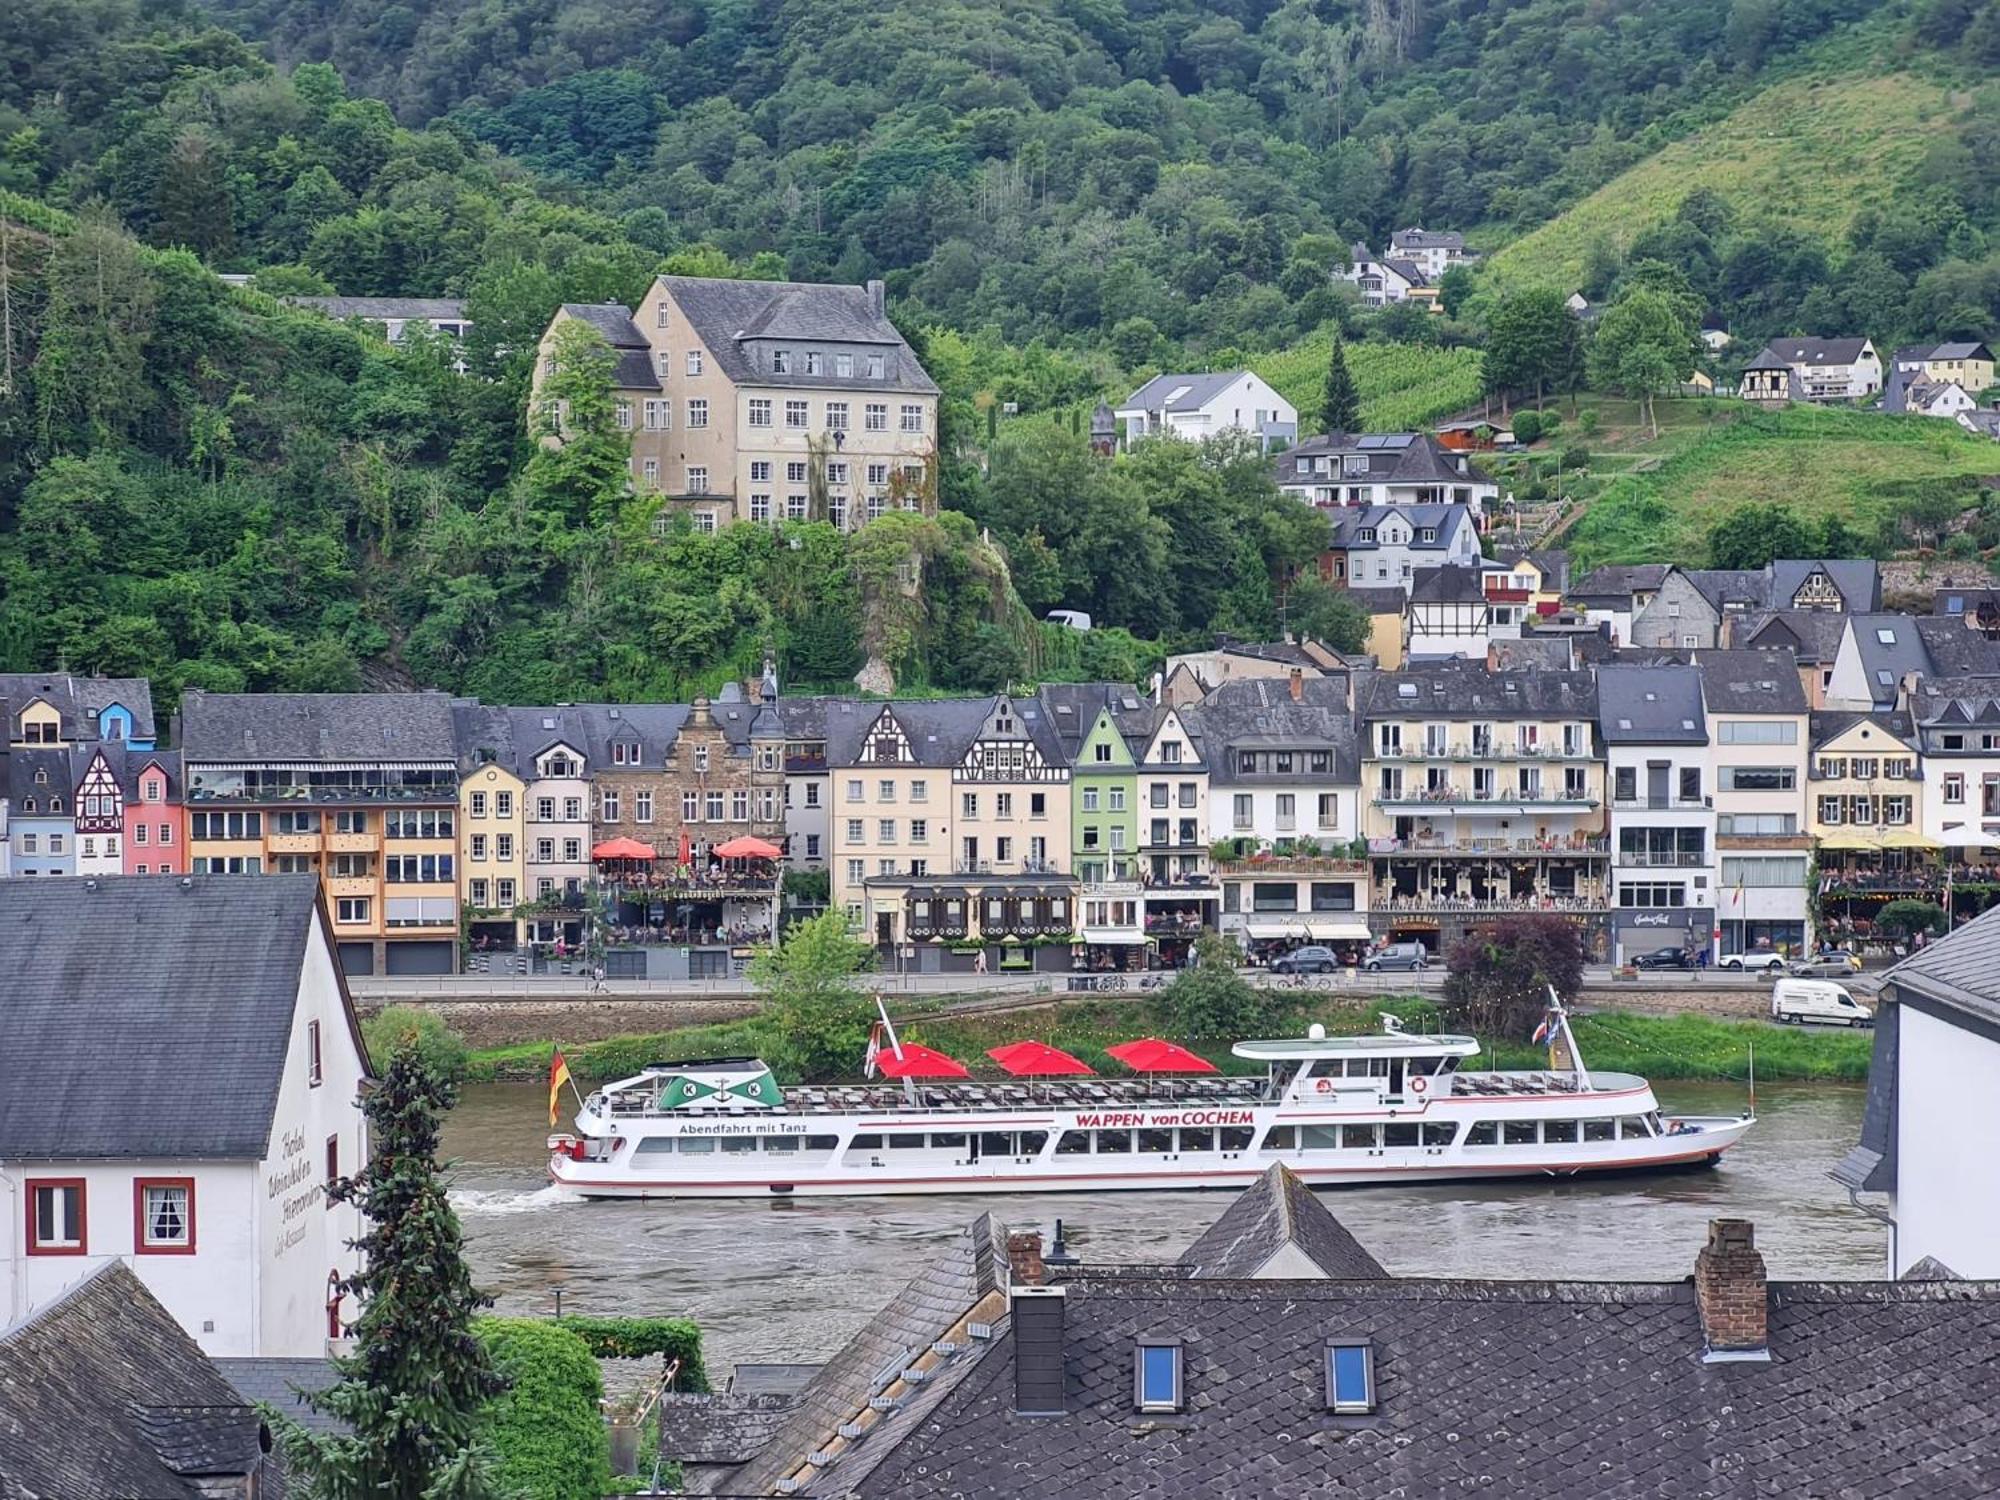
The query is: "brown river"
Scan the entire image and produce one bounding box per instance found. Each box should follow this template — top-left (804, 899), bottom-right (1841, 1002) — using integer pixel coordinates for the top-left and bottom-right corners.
top-left (441, 1081), bottom-right (1877, 1376)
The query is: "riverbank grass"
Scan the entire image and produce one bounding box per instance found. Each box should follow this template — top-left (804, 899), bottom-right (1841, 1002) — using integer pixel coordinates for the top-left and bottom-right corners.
top-left (464, 1001), bottom-right (1871, 1086)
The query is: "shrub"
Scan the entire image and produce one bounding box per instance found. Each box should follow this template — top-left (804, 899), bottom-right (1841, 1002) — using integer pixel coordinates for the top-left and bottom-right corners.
top-left (477, 1319), bottom-right (614, 1500)
top-left (1559, 446), bottom-right (1591, 472)
top-left (361, 1006), bottom-right (470, 1083)
top-left (1876, 899), bottom-right (1946, 941)
top-left (555, 1316), bottom-right (710, 1390)
top-left (1512, 410), bottom-right (1544, 443)
top-left (1442, 913), bottom-right (1585, 1038)
top-left (1578, 408), bottom-right (1601, 435)
top-left (1155, 944), bottom-right (1282, 1040)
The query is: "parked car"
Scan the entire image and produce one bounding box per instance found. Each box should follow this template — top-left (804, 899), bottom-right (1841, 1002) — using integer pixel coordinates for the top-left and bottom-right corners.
top-left (1719, 950), bottom-right (1787, 974)
top-left (1789, 952), bottom-right (1861, 978)
top-left (1806, 947), bottom-right (1864, 973)
top-left (1365, 942), bottom-right (1431, 972)
top-left (1270, 945), bottom-right (1340, 974)
top-left (1771, 978), bottom-right (1873, 1027)
top-left (1631, 946), bottom-right (1694, 970)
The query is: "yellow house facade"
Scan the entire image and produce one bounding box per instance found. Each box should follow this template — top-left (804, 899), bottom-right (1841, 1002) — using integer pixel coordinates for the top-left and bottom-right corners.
top-left (460, 759), bottom-right (527, 941)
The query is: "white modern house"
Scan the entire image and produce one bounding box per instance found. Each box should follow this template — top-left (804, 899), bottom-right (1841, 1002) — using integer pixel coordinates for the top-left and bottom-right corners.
top-left (0, 875), bottom-right (372, 1358)
top-left (1598, 665), bottom-right (1717, 965)
top-left (1739, 337), bottom-right (1882, 403)
top-left (1912, 680), bottom-right (2000, 859)
top-left (1386, 228), bottom-right (1477, 281)
top-left (1836, 909), bottom-right (2000, 1278)
top-left (1276, 433), bottom-right (1497, 514)
top-left (1338, 243), bottom-right (1436, 309)
top-left (1699, 651), bottom-right (1813, 957)
top-left (1115, 372), bottom-right (1298, 452)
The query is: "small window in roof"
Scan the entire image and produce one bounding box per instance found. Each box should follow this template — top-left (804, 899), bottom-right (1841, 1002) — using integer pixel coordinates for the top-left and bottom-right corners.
top-left (1682, 719), bottom-right (1697, 730)
top-left (1134, 1342), bottom-right (1182, 1412)
top-left (1326, 1341), bottom-right (1375, 1413)
top-left (1877, 670), bottom-right (1895, 686)
top-left (1397, 683), bottom-right (1417, 698)
top-left (1617, 717), bottom-right (1632, 729)
top-left (1948, 597), bottom-right (1966, 614)
top-left (1876, 628), bottom-right (1897, 645)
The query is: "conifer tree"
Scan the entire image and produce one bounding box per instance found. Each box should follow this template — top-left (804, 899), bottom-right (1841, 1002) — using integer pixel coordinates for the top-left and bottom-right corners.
top-left (274, 1041), bottom-right (505, 1500)
top-left (1321, 331), bottom-right (1360, 435)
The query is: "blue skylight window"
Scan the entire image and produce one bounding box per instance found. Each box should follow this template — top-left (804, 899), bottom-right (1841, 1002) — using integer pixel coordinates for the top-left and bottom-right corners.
top-left (1134, 1341), bottom-right (1182, 1412)
top-left (1326, 1341), bottom-right (1375, 1414)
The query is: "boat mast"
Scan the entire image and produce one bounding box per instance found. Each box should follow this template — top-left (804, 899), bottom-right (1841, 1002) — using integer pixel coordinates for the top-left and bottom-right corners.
top-left (1548, 984), bottom-right (1592, 1091)
top-left (875, 994), bottom-right (920, 1106)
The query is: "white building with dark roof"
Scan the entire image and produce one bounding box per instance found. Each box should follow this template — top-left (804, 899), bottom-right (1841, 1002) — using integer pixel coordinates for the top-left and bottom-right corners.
top-left (1597, 664), bottom-right (1717, 964)
top-left (1276, 432), bottom-right (1496, 513)
top-left (1739, 337), bottom-right (1882, 402)
top-left (0, 875), bottom-right (371, 1357)
top-left (1114, 371), bottom-right (1297, 452)
top-left (1386, 227), bottom-right (1477, 281)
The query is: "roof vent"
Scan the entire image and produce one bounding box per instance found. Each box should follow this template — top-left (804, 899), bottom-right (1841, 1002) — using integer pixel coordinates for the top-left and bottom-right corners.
top-left (608, 707), bottom-right (621, 719)
top-left (867, 1394), bottom-right (898, 1412)
top-left (837, 1421), bottom-right (867, 1440)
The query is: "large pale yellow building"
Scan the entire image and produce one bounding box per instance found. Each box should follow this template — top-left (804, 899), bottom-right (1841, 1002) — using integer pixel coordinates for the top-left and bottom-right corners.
top-left (532, 276), bottom-right (941, 534)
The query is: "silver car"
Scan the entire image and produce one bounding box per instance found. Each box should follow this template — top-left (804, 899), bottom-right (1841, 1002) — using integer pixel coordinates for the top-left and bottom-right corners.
top-left (1365, 942), bottom-right (1431, 972)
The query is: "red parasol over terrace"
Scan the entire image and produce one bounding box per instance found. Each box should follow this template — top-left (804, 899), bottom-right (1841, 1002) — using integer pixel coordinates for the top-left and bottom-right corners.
top-left (591, 837), bottom-right (656, 861)
top-left (873, 1042), bottom-right (971, 1080)
top-left (986, 1040), bottom-right (1095, 1077)
top-left (713, 835), bottom-right (783, 859)
top-left (1104, 1037), bottom-right (1220, 1074)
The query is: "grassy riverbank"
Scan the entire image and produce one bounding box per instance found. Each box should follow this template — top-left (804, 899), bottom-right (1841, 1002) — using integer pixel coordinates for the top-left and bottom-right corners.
top-left (463, 1000), bottom-right (1872, 1087)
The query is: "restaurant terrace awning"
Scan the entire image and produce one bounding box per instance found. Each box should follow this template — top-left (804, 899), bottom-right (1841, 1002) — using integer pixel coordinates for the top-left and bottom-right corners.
top-left (1815, 832), bottom-right (1941, 851)
top-left (713, 835), bottom-right (783, 859)
top-left (592, 837), bottom-right (656, 860)
top-left (1243, 917), bottom-right (1372, 941)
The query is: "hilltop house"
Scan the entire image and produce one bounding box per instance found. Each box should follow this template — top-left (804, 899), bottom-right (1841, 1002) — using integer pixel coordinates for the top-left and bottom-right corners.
top-left (1275, 432), bottom-right (1496, 514)
top-left (1386, 227), bottom-right (1477, 281)
top-left (530, 277), bottom-right (940, 533)
top-left (1338, 242), bottom-right (1439, 310)
top-left (1739, 337), bottom-right (1882, 402)
top-left (1893, 341), bottom-right (1995, 395)
top-left (0, 875), bottom-right (371, 1358)
top-left (1114, 372), bottom-right (1297, 452)
top-left (1628, 561), bottom-right (1880, 651)
top-left (290, 295), bottom-right (470, 345)
top-left (1883, 367), bottom-right (1978, 420)
top-left (1324, 503), bottom-right (1481, 593)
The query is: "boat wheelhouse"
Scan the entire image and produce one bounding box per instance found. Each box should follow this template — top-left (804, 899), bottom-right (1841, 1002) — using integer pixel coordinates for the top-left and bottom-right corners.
top-left (548, 1011), bottom-right (1753, 1200)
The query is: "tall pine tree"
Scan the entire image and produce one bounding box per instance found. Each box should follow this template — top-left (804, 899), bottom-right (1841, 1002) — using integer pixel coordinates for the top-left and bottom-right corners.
top-left (275, 1042), bottom-right (505, 1500)
top-left (1321, 331), bottom-right (1360, 435)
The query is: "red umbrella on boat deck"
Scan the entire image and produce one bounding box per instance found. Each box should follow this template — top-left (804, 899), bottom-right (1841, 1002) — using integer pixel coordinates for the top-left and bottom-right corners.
top-left (713, 835), bottom-right (783, 859)
top-left (1105, 1037), bottom-right (1220, 1074)
top-left (872, 1042), bottom-right (972, 1080)
top-left (986, 1040), bottom-right (1095, 1077)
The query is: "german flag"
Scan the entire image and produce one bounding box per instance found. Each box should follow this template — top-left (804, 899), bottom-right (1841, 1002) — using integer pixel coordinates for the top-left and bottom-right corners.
top-left (549, 1046), bottom-right (573, 1128)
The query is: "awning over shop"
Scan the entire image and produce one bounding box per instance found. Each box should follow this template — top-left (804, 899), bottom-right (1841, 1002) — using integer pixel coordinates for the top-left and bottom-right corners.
top-left (1243, 917), bottom-right (1372, 941)
top-left (1815, 832), bottom-right (1941, 851)
top-left (1081, 928), bottom-right (1148, 946)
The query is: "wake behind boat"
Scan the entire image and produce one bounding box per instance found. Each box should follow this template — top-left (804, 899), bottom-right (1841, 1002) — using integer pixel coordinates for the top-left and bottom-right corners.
top-left (547, 997), bottom-right (1753, 1200)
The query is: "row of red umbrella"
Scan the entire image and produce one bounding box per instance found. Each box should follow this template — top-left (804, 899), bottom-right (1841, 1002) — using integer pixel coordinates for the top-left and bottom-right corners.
top-left (871, 1036), bottom-right (1218, 1080)
top-left (591, 835), bottom-right (783, 860)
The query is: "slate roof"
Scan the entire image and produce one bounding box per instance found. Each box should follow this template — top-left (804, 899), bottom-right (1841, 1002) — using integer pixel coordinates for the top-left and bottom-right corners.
top-left (1918, 616), bottom-right (2000, 677)
top-left (1750, 336), bottom-right (1875, 366)
top-left (1188, 679), bottom-right (1359, 784)
top-left (1327, 503), bottom-right (1477, 553)
top-left (1035, 683), bottom-right (1142, 760)
top-left (1870, 899), bottom-right (2000, 1031)
top-left (1118, 371), bottom-right (1245, 413)
top-left (179, 690), bottom-right (460, 763)
top-left (0, 1264), bottom-right (281, 1500)
top-left (730, 1364), bottom-right (825, 1398)
top-left (1358, 660), bottom-right (1596, 720)
top-left (571, 702), bottom-right (692, 768)
top-left (1595, 664), bottom-right (1708, 743)
top-left (822, 697), bottom-right (1055, 770)
top-left (657, 1392), bottom-right (798, 1466)
top-left (1566, 563), bottom-right (1671, 605)
top-left (1176, 1164), bottom-right (1387, 1279)
top-left (1388, 228), bottom-right (1465, 252)
top-left (1731, 609), bottom-right (1849, 663)
top-left (290, 295), bottom-right (467, 322)
top-left (0, 874), bottom-right (353, 1160)
top-left (0, 671), bottom-right (156, 743)
top-left (1344, 585), bottom-right (1407, 614)
top-left (1932, 587), bottom-right (2000, 618)
top-left (5, 746), bottom-right (71, 813)
top-left (1486, 637), bottom-right (1574, 670)
top-left (1931, 341), bottom-right (1993, 361)
top-left (1490, 546), bottom-right (1570, 592)
top-left (217, 1357), bottom-right (345, 1435)
top-left (558, 302), bottom-right (662, 390)
top-left (1407, 564), bottom-right (1486, 603)
top-left (1808, 709), bottom-right (1915, 754)
top-left (1777, 560), bottom-right (1877, 609)
top-left (660, 276), bottom-right (938, 395)
top-left (1383, 256), bottom-right (1429, 286)
top-left (1694, 649), bottom-right (1808, 715)
top-left (709, 1215), bottom-right (1013, 1496)
top-left (845, 1268), bottom-right (2000, 1500)
top-left (1911, 676), bottom-right (2000, 741)
top-left (1275, 432), bottom-right (1488, 491)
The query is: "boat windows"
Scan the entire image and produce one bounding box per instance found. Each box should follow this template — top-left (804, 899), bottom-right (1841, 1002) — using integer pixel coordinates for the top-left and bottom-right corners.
top-left (679, 1137), bottom-right (716, 1154)
top-left (1644, 1111), bottom-right (1663, 1136)
top-left (1056, 1130), bottom-right (1092, 1155)
top-left (1301, 1126), bottom-right (1340, 1151)
top-left (1341, 1124), bottom-right (1378, 1150)
top-left (1619, 1116), bottom-right (1653, 1138)
top-left (721, 1136), bottom-right (759, 1154)
top-left (1263, 1126), bottom-right (1297, 1151)
top-left (1179, 1127), bottom-right (1214, 1152)
top-left (1018, 1131), bottom-right (1049, 1155)
top-left (806, 1134), bottom-right (839, 1151)
top-left (634, 1137), bottom-right (678, 1154)
top-left (1503, 1121), bottom-right (1538, 1146)
top-left (1421, 1122), bottom-right (1454, 1146)
top-left (1464, 1121), bottom-right (1499, 1146)
top-left (1138, 1129), bottom-right (1174, 1154)
top-left (931, 1133), bottom-right (968, 1150)
top-left (765, 1135), bottom-right (801, 1153)
top-left (1383, 1123), bottom-right (1419, 1148)
top-left (888, 1133), bottom-right (926, 1149)
top-left (1096, 1130), bottom-right (1133, 1154)
top-left (1406, 1056), bottom-right (1442, 1077)
top-left (980, 1132), bottom-right (1017, 1157)
top-left (1582, 1119), bottom-right (1615, 1143)
top-left (849, 1133), bottom-right (884, 1151)
top-left (1219, 1127), bottom-right (1254, 1153)
top-left (1542, 1120), bottom-right (1579, 1144)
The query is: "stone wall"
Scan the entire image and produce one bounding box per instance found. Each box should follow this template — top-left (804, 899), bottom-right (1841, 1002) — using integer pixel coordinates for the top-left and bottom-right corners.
top-left (356, 995), bottom-right (758, 1051)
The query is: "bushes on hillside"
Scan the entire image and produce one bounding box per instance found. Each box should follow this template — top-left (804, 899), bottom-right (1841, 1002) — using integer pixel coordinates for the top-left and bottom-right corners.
top-left (477, 1319), bottom-right (614, 1500)
top-left (360, 1006), bottom-right (470, 1083)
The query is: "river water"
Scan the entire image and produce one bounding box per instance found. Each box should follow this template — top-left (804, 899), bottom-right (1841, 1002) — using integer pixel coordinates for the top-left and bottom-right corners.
top-left (442, 1080), bottom-right (1879, 1376)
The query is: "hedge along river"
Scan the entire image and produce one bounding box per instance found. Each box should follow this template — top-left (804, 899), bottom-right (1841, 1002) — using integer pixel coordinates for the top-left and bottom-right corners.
top-left (441, 1080), bottom-right (1879, 1378)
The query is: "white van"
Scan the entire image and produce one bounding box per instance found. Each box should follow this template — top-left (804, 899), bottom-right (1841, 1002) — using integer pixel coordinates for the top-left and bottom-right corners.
top-left (1770, 979), bottom-right (1873, 1028)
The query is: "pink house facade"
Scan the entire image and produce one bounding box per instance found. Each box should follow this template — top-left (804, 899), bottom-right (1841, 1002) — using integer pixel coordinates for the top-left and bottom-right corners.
top-left (124, 752), bottom-right (186, 875)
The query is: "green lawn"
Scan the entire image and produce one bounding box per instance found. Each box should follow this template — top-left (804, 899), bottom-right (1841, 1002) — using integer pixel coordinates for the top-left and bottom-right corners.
top-left (1483, 69), bottom-right (1964, 294)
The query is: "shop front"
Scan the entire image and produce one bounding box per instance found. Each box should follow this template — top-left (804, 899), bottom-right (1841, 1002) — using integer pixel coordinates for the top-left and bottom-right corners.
top-left (1610, 906), bottom-right (1710, 966)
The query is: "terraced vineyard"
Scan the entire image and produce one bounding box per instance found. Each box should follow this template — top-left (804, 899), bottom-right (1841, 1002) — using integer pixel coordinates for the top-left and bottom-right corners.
top-left (1252, 331), bottom-right (1484, 434)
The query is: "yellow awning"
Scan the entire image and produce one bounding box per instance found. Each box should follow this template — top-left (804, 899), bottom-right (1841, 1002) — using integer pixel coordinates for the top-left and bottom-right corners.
top-left (1814, 832), bottom-right (1941, 850)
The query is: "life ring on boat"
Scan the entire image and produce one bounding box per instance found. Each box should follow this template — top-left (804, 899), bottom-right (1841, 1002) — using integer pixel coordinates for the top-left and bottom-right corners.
top-left (1409, 1077), bottom-right (1428, 1095)
top-left (1315, 1078), bottom-right (1333, 1094)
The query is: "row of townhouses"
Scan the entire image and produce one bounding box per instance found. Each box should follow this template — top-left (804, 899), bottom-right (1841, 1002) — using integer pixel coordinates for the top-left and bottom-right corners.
top-left (14, 595), bottom-right (2000, 972)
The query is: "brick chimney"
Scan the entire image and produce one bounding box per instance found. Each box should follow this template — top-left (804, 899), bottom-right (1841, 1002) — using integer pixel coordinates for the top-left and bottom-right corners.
top-left (1693, 1218), bottom-right (1769, 1360)
top-left (1288, 666), bottom-right (1304, 703)
top-left (1007, 1231), bottom-right (1046, 1287)
top-left (866, 278), bottom-right (886, 319)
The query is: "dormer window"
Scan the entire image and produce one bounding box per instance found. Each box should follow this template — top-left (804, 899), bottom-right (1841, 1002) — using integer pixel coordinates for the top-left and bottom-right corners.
top-left (867, 352), bottom-right (885, 379)
top-left (694, 745), bottom-right (709, 772)
top-left (612, 742), bottom-right (641, 767)
top-left (1133, 1340), bottom-right (1182, 1412)
top-left (1357, 528), bottom-right (1377, 543)
top-left (1326, 1340), bottom-right (1376, 1413)
top-left (805, 351), bottom-right (824, 376)
top-left (1420, 528), bottom-right (1436, 543)
top-left (773, 350), bottom-right (791, 374)
top-left (34, 769), bottom-right (47, 784)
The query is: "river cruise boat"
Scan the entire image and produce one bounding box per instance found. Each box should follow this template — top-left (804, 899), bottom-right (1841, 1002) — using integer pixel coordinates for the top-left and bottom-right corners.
top-left (547, 1008), bottom-right (1754, 1200)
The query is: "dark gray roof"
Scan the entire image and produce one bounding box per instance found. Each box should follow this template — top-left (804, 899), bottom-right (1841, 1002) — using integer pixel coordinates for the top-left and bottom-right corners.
top-left (661, 276), bottom-right (938, 395)
top-left (1918, 615), bottom-right (2000, 678)
top-left (1359, 661), bottom-right (1596, 719)
top-left (6, 746), bottom-right (71, 808)
top-left (1750, 336), bottom-right (1875, 366)
top-left (570, 702), bottom-right (691, 768)
top-left (1275, 432), bottom-right (1488, 491)
top-left (179, 690), bottom-right (460, 763)
top-left (291, 295), bottom-right (466, 322)
top-left (1912, 676), bottom-right (2000, 739)
top-left (1595, 664), bottom-right (1708, 743)
top-left (217, 1357), bottom-right (345, 1436)
top-left (0, 1264), bottom-right (279, 1500)
top-left (729, 1364), bottom-right (825, 1398)
top-left (1566, 563), bottom-right (1672, 604)
top-left (716, 1215), bottom-right (1012, 1496)
top-left (1768, 560), bottom-right (1880, 611)
top-left (502, 704), bottom-right (595, 768)
top-left (1345, 585), bottom-right (1407, 614)
top-left (1119, 371), bottom-right (1245, 413)
top-left (1684, 567), bottom-right (1774, 611)
top-left (1932, 587), bottom-right (2000, 617)
top-left (560, 301), bottom-right (648, 347)
top-left (1388, 228), bottom-right (1465, 251)
top-left (1732, 609), bottom-right (1849, 663)
top-left (848, 1266), bottom-right (2000, 1500)
top-left (1486, 637), bottom-right (1574, 670)
top-left (1491, 546), bottom-right (1570, 591)
top-left (1808, 709), bottom-right (1914, 753)
top-left (1328, 503), bottom-right (1477, 553)
top-left (1188, 679), bottom-right (1358, 785)
top-left (1176, 1164), bottom-right (1387, 1279)
top-left (1694, 649), bottom-right (1809, 715)
top-left (0, 672), bottom-right (156, 743)
top-left (0, 875), bottom-right (355, 1160)
top-left (1871, 899), bottom-right (2000, 1032)
top-left (823, 698), bottom-right (1027, 770)
top-left (1833, 993), bottom-right (1899, 1195)
top-left (1930, 341), bottom-right (1993, 361)
top-left (657, 1392), bottom-right (797, 1466)
top-left (1902, 1256), bottom-right (1962, 1280)
top-left (1035, 683), bottom-right (1144, 760)
top-left (1407, 563), bottom-right (1486, 603)
top-left (774, 695), bottom-right (833, 742)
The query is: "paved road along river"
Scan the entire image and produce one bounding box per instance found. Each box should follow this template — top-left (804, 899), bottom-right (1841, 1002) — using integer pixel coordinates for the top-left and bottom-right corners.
top-left (443, 1080), bottom-right (1878, 1378)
